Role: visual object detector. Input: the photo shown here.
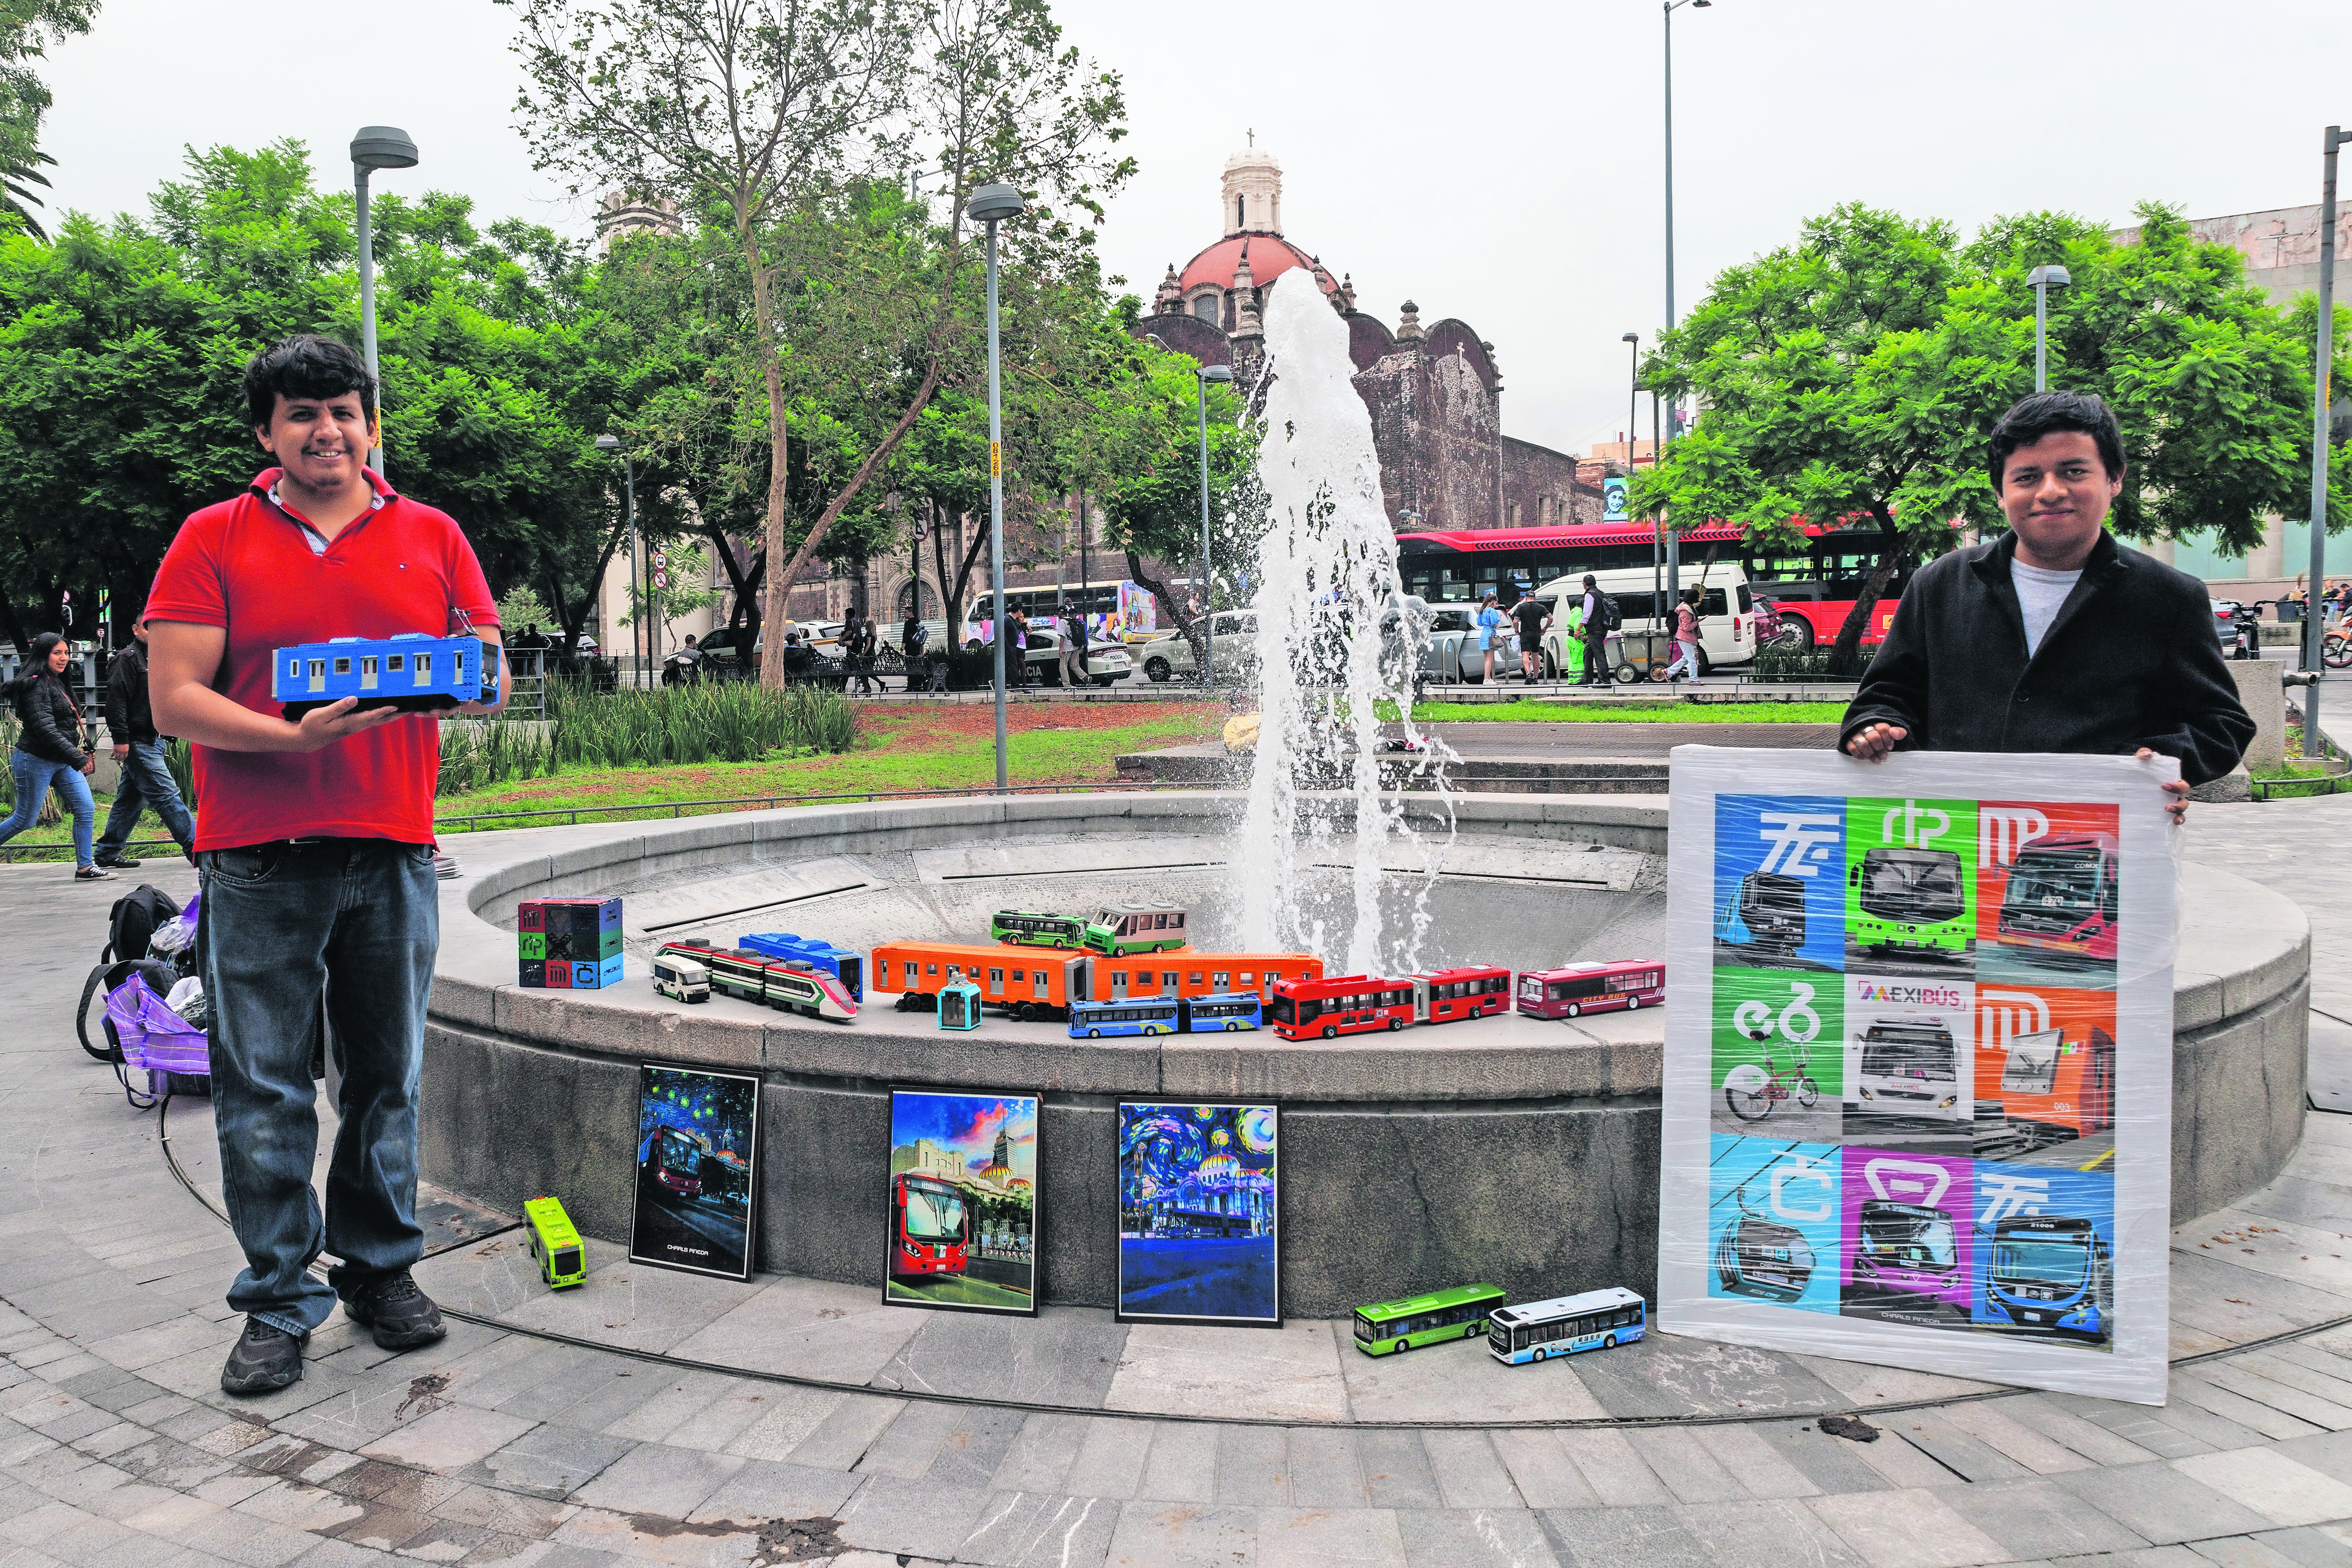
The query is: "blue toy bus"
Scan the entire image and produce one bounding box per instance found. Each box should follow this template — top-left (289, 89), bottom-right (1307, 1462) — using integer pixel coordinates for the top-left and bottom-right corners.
top-left (740, 931), bottom-right (863, 1000)
top-left (1178, 992), bottom-right (1263, 1032)
top-left (272, 633), bottom-right (501, 718)
top-left (1069, 997), bottom-right (1182, 1037)
top-left (1487, 1287), bottom-right (1647, 1364)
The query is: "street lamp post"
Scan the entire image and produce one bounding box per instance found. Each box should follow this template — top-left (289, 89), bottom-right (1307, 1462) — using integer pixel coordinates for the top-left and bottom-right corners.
top-left (965, 182), bottom-right (1027, 793)
top-left (2025, 264), bottom-right (2072, 394)
top-left (350, 126), bottom-right (418, 474)
top-left (595, 435), bottom-right (641, 682)
top-left (1662, 0), bottom-right (1707, 605)
top-left (1196, 364), bottom-right (1235, 689)
top-left (2305, 126), bottom-right (2343, 755)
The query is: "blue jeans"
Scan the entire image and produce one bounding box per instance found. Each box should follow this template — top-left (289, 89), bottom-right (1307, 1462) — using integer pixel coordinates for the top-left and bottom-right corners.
top-left (201, 838), bottom-right (439, 1335)
top-left (0, 748), bottom-right (96, 867)
top-left (97, 739), bottom-right (195, 858)
top-left (1666, 639), bottom-right (1703, 680)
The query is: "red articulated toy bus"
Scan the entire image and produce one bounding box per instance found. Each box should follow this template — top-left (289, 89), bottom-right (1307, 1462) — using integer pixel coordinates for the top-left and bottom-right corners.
top-left (1270, 974), bottom-right (1418, 1038)
top-left (871, 940), bottom-right (1323, 1022)
top-left (1413, 965), bottom-right (1512, 1023)
top-left (1515, 961), bottom-right (1664, 1020)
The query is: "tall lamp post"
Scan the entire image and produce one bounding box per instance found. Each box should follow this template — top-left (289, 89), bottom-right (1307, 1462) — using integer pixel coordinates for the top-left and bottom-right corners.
top-left (350, 127), bottom-right (418, 474)
top-left (1195, 363), bottom-right (1235, 688)
top-left (595, 434), bottom-right (641, 682)
top-left (2025, 264), bottom-right (2072, 393)
top-left (1662, 0), bottom-right (1708, 604)
top-left (2305, 126), bottom-right (2344, 755)
top-left (965, 181), bottom-right (1026, 793)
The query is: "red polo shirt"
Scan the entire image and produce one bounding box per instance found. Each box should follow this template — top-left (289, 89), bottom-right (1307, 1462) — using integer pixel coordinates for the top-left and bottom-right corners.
top-left (143, 468), bottom-right (498, 852)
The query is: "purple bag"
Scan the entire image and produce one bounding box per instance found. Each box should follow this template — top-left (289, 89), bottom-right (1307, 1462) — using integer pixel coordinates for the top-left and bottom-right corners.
top-left (104, 972), bottom-right (211, 1105)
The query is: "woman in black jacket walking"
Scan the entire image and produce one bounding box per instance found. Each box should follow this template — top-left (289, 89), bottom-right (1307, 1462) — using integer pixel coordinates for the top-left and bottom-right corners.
top-left (0, 632), bottom-right (108, 879)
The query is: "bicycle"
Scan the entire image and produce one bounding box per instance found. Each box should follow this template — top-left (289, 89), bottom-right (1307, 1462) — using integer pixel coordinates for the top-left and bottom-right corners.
top-left (2326, 631), bottom-right (2351, 671)
top-left (1722, 1036), bottom-right (1820, 1123)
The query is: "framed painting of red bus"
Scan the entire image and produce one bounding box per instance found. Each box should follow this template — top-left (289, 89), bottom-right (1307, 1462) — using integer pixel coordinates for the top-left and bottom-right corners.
top-left (629, 1065), bottom-right (760, 1281)
top-left (1517, 961), bottom-right (1664, 1020)
top-left (1975, 802), bottom-right (2120, 990)
top-left (885, 1088), bottom-right (1040, 1316)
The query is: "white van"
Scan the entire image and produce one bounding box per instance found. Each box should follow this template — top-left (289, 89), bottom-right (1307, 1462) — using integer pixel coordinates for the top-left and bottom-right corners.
top-left (1533, 565), bottom-right (1760, 677)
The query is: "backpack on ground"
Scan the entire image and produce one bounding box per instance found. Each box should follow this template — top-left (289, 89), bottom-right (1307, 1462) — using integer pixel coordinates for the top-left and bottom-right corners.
top-left (77, 884), bottom-right (183, 1062)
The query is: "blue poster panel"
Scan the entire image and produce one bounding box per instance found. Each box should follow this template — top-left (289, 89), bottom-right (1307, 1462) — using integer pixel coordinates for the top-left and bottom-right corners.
top-left (1707, 1134), bottom-right (1842, 1314)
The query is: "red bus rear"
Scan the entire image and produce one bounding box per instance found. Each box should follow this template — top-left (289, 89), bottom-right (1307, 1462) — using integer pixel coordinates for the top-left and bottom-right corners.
top-left (1413, 965), bottom-right (1512, 1023)
top-left (1515, 961), bottom-right (1664, 1020)
top-left (1271, 974), bottom-right (1416, 1039)
top-left (889, 1172), bottom-right (970, 1280)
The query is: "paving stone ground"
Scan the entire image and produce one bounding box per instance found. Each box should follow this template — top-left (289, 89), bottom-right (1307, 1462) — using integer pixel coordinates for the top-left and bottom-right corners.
top-left (6, 793), bottom-right (2352, 1568)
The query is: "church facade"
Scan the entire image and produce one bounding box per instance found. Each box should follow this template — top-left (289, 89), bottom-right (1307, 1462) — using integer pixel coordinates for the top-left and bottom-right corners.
top-left (1138, 145), bottom-right (1602, 536)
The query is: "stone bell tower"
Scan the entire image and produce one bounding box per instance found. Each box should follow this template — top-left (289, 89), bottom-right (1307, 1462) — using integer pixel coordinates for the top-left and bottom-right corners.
top-left (1221, 133), bottom-right (1282, 237)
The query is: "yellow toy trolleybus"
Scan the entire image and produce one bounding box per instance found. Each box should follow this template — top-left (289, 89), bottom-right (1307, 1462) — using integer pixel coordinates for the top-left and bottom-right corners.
top-left (524, 1196), bottom-right (586, 1289)
top-left (1351, 1282), bottom-right (1506, 1356)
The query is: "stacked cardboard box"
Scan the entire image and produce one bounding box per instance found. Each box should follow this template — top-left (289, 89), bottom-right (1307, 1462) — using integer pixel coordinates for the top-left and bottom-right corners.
top-left (518, 896), bottom-right (624, 989)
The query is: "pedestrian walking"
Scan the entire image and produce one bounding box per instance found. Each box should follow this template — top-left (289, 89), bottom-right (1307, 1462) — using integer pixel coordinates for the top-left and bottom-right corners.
top-left (902, 609), bottom-right (930, 694)
top-left (1475, 592), bottom-right (1506, 683)
top-left (146, 334), bottom-right (504, 1394)
top-left (1006, 605), bottom-right (1030, 688)
top-left (1664, 589), bottom-right (1704, 684)
top-left (1512, 589), bottom-right (1552, 683)
top-left (1578, 576), bottom-right (1614, 688)
top-left (93, 618), bottom-right (197, 868)
top-left (847, 614), bottom-right (877, 695)
top-left (0, 631), bottom-right (106, 880)
top-left (1844, 390), bottom-right (2250, 826)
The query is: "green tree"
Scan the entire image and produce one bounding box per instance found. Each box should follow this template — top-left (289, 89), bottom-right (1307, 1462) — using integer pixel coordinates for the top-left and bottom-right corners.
top-left (0, 0), bottom-right (98, 237)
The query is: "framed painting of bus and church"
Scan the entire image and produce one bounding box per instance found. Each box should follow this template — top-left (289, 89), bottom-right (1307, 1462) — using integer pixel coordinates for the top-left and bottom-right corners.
top-left (885, 1088), bottom-right (1041, 1317)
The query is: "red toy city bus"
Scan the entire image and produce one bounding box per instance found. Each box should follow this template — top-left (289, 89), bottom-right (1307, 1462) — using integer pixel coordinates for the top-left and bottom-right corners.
top-left (1270, 974), bottom-right (1416, 1039)
top-left (1515, 961), bottom-right (1664, 1020)
top-left (1413, 965), bottom-right (1512, 1023)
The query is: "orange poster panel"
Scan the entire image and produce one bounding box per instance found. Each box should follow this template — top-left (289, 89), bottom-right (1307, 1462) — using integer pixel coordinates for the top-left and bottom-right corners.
top-left (1974, 984), bottom-right (2119, 1146)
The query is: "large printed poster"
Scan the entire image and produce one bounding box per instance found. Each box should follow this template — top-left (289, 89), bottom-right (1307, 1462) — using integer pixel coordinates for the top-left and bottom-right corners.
top-left (1664, 747), bottom-right (2176, 1404)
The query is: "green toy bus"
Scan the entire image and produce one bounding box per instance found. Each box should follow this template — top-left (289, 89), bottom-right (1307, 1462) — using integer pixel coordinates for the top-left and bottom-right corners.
top-left (1351, 1282), bottom-right (1507, 1356)
top-left (1082, 902), bottom-right (1190, 958)
top-left (524, 1195), bottom-right (586, 1289)
top-left (992, 910), bottom-right (1086, 948)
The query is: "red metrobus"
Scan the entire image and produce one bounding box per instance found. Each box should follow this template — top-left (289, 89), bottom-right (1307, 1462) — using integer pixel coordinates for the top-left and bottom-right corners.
top-left (1396, 521), bottom-right (1907, 654)
top-left (889, 1171), bottom-right (970, 1281)
top-left (1413, 965), bottom-right (1512, 1023)
top-left (1271, 974), bottom-right (1417, 1039)
top-left (1516, 961), bottom-right (1665, 1020)
top-left (1994, 834), bottom-right (2120, 964)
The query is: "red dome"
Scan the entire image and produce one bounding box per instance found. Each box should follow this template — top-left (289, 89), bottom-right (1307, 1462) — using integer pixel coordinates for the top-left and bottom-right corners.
top-left (1177, 234), bottom-right (1340, 299)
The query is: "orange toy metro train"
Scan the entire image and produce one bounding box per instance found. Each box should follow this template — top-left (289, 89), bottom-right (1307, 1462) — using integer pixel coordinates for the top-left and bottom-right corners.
top-left (872, 941), bottom-right (1323, 1022)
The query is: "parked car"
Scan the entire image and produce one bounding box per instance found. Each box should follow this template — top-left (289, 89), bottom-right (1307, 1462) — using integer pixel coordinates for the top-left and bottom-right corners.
top-left (1138, 611), bottom-right (1258, 683)
top-left (1419, 604), bottom-right (1519, 684)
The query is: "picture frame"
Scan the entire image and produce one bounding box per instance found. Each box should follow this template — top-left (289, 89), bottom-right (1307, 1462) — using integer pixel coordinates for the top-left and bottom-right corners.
top-left (628, 1064), bottom-right (761, 1281)
top-left (883, 1087), bottom-right (1042, 1317)
top-left (1116, 1101), bottom-right (1281, 1327)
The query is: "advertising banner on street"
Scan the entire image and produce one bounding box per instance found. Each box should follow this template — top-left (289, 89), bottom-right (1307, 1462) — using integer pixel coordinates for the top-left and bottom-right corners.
top-left (1661, 746), bottom-right (2178, 1404)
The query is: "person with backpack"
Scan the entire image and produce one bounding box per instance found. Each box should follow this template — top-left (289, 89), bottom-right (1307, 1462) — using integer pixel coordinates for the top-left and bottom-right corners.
top-left (1577, 575), bottom-right (1617, 688)
top-left (901, 609), bottom-right (930, 694)
top-left (0, 631), bottom-right (107, 880)
top-left (1664, 588), bottom-right (1704, 684)
top-left (144, 335), bottom-right (502, 1396)
top-left (93, 617), bottom-right (197, 869)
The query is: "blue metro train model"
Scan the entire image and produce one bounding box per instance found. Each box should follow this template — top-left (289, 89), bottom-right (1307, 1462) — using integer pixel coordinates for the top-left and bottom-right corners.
top-left (740, 932), bottom-right (863, 1000)
top-left (272, 634), bottom-right (502, 719)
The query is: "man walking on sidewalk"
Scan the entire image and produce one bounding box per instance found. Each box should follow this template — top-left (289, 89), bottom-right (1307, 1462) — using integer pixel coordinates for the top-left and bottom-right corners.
top-left (93, 619), bottom-right (196, 868)
top-left (1578, 576), bottom-right (1614, 688)
top-left (146, 334), bottom-right (502, 1396)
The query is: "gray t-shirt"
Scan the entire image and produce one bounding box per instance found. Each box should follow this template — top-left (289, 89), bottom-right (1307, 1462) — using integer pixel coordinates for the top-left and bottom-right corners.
top-left (2011, 559), bottom-right (2082, 657)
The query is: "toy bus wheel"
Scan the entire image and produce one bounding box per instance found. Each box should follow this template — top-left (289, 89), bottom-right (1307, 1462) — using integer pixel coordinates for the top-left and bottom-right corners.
top-left (1322, 1025), bottom-right (1338, 1039)
top-left (1392, 1338), bottom-right (1408, 1353)
top-left (1565, 1003), bottom-right (1580, 1017)
top-left (1089, 1028), bottom-right (1102, 1038)
top-left (1226, 1021), bottom-right (1240, 1032)
top-left (1625, 996), bottom-right (1639, 1010)
top-left (1387, 1017), bottom-right (1403, 1031)
top-left (1533, 1348), bottom-right (1546, 1362)
top-left (1603, 1334), bottom-right (1616, 1349)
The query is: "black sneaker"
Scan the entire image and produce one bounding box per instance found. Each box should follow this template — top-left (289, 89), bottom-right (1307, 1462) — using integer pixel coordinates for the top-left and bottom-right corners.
top-left (221, 1317), bottom-right (307, 1395)
top-left (74, 865), bottom-right (113, 882)
top-left (343, 1271), bottom-right (446, 1351)
top-left (94, 854), bottom-right (141, 868)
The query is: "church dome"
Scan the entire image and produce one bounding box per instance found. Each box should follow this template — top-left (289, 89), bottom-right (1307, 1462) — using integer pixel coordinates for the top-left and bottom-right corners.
top-left (1176, 234), bottom-right (1340, 300)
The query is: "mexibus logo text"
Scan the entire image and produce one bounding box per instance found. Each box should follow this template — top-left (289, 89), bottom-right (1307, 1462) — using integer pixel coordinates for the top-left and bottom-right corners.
top-left (1849, 979), bottom-right (1965, 1009)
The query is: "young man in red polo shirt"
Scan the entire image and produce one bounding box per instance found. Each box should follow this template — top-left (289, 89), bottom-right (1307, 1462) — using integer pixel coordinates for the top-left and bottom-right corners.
top-left (146, 335), bottom-right (502, 1394)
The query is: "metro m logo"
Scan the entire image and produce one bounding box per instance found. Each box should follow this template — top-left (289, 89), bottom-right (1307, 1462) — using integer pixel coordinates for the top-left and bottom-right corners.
top-left (1862, 1157), bottom-right (1951, 1211)
top-left (1755, 812), bottom-right (1841, 878)
top-left (1981, 989), bottom-right (2051, 1050)
top-left (1980, 807), bottom-right (2052, 870)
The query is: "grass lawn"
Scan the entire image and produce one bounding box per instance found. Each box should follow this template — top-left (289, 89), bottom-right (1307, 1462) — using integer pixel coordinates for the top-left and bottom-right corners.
top-left (434, 700), bottom-right (1227, 829)
top-left (1396, 699), bottom-right (1848, 724)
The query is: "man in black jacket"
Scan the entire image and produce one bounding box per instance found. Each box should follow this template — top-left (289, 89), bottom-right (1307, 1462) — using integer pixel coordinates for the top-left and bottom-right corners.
top-left (94, 619), bottom-right (197, 867)
top-left (1842, 392), bottom-right (2251, 822)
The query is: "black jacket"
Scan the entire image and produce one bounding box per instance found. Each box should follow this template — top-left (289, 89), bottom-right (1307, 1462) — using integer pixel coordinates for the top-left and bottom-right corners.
top-left (105, 642), bottom-right (157, 747)
top-left (9, 671), bottom-right (90, 767)
top-left (1840, 530), bottom-right (2253, 787)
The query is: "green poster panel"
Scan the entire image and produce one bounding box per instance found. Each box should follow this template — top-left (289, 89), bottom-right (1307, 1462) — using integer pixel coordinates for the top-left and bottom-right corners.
top-left (1844, 797), bottom-right (1978, 967)
top-left (1712, 967), bottom-right (1845, 1140)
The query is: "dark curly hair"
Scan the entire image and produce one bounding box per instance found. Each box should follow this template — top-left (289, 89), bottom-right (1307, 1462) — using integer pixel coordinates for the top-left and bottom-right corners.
top-left (1987, 391), bottom-right (2126, 492)
top-left (243, 334), bottom-right (375, 428)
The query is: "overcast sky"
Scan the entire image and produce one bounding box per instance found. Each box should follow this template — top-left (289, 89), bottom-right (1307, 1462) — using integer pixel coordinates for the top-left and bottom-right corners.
top-left (37, 0), bottom-right (2352, 458)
